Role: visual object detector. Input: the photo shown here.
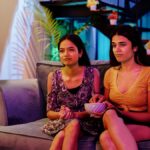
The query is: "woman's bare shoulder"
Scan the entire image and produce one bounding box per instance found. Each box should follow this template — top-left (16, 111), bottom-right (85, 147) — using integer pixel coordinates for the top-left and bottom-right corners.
top-left (93, 67), bottom-right (100, 74)
top-left (48, 71), bottom-right (54, 78)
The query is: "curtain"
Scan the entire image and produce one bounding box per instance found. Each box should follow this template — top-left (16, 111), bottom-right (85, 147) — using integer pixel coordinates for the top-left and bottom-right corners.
top-left (0, 0), bottom-right (47, 79)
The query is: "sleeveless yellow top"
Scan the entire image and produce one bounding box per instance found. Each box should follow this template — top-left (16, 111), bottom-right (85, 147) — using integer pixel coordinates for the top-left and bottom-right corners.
top-left (104, 66), bottom-right (150, 112)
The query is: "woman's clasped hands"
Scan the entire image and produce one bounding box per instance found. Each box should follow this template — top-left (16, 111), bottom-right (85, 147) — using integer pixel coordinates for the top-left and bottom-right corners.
top-left (59, 105), bottom-right (75, 119)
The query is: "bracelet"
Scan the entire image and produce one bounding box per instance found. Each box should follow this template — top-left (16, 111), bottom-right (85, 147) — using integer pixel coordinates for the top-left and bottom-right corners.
top-left (73, 112), bottom-right (78, 118)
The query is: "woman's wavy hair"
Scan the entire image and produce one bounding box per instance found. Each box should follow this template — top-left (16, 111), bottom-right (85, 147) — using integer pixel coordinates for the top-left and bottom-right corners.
top-left (109, 25), bottom-right (150, 66)
top-left (58, 34), bottom-right (91, 66)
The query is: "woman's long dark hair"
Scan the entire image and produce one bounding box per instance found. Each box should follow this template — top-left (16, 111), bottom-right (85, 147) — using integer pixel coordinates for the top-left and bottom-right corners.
top-left (109, 25), bottom-right (150, 66)
top-left (58, 34), bottom-right (91, 66)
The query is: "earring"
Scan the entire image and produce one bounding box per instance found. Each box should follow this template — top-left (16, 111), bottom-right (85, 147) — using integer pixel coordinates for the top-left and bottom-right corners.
top-left (133, 47), bottom-right (137, 52)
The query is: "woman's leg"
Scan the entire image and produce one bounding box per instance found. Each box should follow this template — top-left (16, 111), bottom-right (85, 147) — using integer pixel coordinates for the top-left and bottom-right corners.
top-left (99, 130), bottom-right (117, 150)
top-left (49, 130), bottom-right (65, 150)
top-left (127, 124), bottom-right (150, 142)
top-left (101, 109), bottom-right (138, 150)
top-left (62, 119), bottom-right (80, 150)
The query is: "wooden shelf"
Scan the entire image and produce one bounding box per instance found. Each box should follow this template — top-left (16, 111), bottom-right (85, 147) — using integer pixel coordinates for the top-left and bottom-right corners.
top-left (39, 1), bottom-right (150, 37)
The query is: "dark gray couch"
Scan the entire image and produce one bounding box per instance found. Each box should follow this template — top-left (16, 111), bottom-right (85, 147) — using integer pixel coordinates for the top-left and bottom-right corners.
top-left (0, 61), bottom-right (149, 150)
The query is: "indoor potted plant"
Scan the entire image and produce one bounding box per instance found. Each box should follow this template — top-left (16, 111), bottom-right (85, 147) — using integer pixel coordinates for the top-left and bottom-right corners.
top-left (108, 11), bottom-right (118, 25)
top-left (87, 0), bottom-right (99, 11)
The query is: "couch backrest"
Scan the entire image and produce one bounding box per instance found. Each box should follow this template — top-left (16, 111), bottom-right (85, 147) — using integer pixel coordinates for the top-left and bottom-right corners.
top-left (36, 60), bottom-right (110, 102)
top-left (0, 79), bottom-right (45, 125)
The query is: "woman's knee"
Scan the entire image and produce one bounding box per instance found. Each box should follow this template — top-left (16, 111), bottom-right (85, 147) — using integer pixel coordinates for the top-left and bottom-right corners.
top-left (103, 109), bottom-right (117, 120)
top-left (56, 130), bottom-right (65, 140)
top-left (99, 130), bottom-right (109, 144)
top-left (69, 119), bottom-right (80, 129)
top-left (103, 109), bottom-right (121, 127)
top-left (99, 130), bottom-right (111, 147)
top-left (65, 119), bottom-right (80, 133)
top-left (99, 130), bottom-right (116, 150)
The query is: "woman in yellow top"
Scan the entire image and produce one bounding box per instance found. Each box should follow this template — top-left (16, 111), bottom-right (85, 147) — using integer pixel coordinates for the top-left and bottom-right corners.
top-left (93, 25), bottom-right (150, 150)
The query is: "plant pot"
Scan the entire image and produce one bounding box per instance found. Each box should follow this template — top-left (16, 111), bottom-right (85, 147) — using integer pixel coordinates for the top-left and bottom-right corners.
top-left (109, 19), bottom-right (117, 25)
top-left (90, 5), bottom-right (97, 11)
top-left (147, 49), bottom-right (150, 55)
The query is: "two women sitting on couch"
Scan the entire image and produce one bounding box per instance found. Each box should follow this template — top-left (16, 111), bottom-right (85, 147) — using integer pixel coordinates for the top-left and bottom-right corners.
top-left (43, 25), bottom-right (150, 150)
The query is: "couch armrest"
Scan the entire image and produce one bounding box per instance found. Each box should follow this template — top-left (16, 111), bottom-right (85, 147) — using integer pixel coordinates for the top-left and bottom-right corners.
top-left (0, 79), bottom-right (46, 125)
top-left (0, 91), bottom-right (7, 125)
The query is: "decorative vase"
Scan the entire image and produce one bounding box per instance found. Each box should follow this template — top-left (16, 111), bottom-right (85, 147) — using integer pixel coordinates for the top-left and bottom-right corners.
top-left (90, 5), bottom-right (97, 11)
top-left (109, 19), bottom-right (117, 25)
top-left (87, 0), bottom-right (99, 11)
top-left (147, 49), bottom-right (150, 55)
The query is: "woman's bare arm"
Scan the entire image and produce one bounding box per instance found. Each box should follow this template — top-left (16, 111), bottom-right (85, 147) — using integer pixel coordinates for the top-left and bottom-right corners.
top-left (47, 72), bottom-right (61, 119)
top-left (121, 91), bottom-right (150, 122)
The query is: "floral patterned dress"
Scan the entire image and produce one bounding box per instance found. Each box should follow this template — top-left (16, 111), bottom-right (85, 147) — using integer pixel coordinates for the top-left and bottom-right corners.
top-left (42, 67), bottom-right (102, 136)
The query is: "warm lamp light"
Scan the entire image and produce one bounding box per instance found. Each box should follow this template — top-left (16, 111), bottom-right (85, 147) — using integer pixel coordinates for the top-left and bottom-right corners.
top-left (145, 40), bottom-right (150, 55)
top-left (87, 0), bottom-right (99, 11)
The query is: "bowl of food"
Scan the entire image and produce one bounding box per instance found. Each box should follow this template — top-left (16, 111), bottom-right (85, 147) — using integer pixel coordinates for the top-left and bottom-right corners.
top-left (84, 102), bottom-right (107, 114)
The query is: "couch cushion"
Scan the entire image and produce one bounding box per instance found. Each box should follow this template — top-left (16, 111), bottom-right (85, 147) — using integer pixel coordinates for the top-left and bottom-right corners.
top-left (0, 118), bottom-right (149, 150)
top-left (0, 118), bottom-right (98, 150)
top-left (0, 79), bottom-right (45, 125)
top-left (0, 118), bottom-right (51, 139)
top-left (36, 61), bottom-right (62, 102)
top-left (0, 91), bottom-right (8, 125)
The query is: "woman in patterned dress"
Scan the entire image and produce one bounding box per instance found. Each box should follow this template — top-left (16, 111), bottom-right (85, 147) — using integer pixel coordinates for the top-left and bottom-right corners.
top-left (43, 34), bottom-right (102, 150)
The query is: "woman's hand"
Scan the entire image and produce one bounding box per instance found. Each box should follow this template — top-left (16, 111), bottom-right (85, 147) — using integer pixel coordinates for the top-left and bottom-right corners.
top-left (89, 94), bottom-right (105, 103)
top-left (104, 101), bottom-right (115, 109)
top-left (59, 105), bottom-right (74, 119)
